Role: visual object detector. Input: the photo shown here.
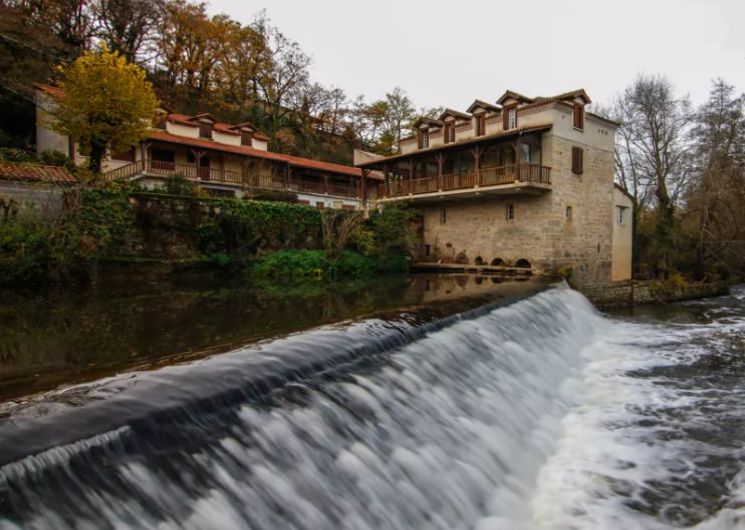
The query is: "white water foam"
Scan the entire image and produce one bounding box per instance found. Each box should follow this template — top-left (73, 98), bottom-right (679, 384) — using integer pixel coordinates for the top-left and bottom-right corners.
top-left (4, 287), bottom-right (745, 529)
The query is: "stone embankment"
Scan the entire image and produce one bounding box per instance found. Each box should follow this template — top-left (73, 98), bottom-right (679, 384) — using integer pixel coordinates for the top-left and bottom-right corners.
top-left (581, 279), bottom-right (729, 308)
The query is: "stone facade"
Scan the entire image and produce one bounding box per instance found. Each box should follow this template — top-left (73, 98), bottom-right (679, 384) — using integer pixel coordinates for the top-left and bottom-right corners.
top-left (359, 89), bottom-right (632, 289)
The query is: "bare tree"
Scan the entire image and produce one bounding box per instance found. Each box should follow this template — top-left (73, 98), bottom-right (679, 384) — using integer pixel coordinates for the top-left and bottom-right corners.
top-left (611, 74), bottom-right (694, 276)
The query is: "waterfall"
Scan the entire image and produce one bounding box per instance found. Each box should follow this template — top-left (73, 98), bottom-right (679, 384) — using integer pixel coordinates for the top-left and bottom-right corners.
top-left (2, 286), bottom-right (744, 529)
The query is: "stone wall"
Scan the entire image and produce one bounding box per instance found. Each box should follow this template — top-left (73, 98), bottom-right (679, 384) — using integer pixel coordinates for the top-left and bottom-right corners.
top-left (582, 279), bottom-right (729, 308)
top-left (0, 181), bottom-right (64, 220)
top-left (418, 121), bottom-right (617, 288)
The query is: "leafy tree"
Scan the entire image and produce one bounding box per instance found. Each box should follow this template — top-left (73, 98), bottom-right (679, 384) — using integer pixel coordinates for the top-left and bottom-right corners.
top-left (51, 45), bottom-right (158, 173)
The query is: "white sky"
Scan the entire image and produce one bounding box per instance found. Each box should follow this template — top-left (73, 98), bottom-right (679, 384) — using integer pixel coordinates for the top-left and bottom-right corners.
top-left (207, 0), bottom-right (745, 109)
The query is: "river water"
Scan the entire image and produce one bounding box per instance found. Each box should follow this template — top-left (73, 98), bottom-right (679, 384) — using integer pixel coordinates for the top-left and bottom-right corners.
top-left (1, 282), bottom-right (745, 529)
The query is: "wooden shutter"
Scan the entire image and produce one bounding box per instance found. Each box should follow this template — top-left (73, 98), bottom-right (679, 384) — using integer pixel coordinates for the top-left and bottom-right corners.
top-left (199, 122), bottom-right (213, 138)
top-left (417, 130), bottom-right (423, 149)
top-left (241, 131), bottom-right (253, 146)
top-left (573, 105), bottom-right (584, 129)
top-left (572, 146), bottom-right (584, 174)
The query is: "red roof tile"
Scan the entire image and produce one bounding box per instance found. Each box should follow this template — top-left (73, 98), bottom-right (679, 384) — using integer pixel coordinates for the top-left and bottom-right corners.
top-left (213, 123), bottom-right (241, 136)
top-left (0, 162), bottom-right (76, 183)
top-left (147, 130), bottom-right (377, 179)
top-left (33, 83), bottom-right (63, 98)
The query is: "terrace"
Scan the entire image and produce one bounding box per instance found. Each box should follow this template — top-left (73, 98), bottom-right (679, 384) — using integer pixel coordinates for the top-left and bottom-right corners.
top-left (358, 125), bottom-right (552, 202)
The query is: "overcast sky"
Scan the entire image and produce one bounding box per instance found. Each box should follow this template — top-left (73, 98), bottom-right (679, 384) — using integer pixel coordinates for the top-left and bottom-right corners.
top-left (207, 0), bottom-right (745, 110)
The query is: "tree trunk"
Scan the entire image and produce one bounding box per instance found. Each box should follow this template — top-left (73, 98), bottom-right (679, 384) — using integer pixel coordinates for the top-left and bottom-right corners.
top-left (89, 142), bottom-right (106, 174)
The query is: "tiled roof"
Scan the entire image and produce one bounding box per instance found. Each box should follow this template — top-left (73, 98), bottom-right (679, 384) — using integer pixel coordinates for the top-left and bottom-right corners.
top-left (33, 83), bottom-right (64, 98)
top-left (147, 130), bottom-right (378, 179)
top-left (0, 162), bottom-right (76, 183)
top-left (213, 123), bottom-right (241, 136)
top-left (166, 113), bottom-right (199, 127)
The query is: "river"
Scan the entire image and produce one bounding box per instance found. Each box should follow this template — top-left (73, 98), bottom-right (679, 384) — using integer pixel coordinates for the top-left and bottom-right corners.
top-left (0, 279), bottom-right (744, 529)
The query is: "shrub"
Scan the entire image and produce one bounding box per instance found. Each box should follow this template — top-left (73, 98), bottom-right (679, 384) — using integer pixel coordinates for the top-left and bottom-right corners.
top-left (252, 249), bottom-right (375, 281)
top-left (198, 200), bottom-right (322, 262)
top-left (164, 173), bottom-right (197, 196)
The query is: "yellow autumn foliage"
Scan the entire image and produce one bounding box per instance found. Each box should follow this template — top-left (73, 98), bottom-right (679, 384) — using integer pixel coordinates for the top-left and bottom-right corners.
top-left (52, 46), bottom-right (159, 173)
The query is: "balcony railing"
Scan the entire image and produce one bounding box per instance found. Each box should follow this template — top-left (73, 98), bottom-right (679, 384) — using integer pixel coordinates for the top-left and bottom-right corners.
top-left (105, 159), bottom-right (361, 198)
top-left (378, 163), bottom-right (551, 199)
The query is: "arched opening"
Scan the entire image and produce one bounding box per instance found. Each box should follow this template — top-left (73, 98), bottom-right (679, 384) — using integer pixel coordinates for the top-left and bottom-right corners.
top-left (515, 258), bottom-right (532, 269)
top-left (474, 256), bottom-right (484, 266)
top-left (475, 276), bottom-right (484, 285)
top-left (490, 258), bottom-right (505, 266)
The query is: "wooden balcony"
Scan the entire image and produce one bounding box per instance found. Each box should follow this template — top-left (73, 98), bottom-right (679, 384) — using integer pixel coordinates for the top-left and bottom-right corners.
top-left (378, 163), bottom-right (551, 200)
top-left (105, 160), bottom-right (360, 199)
top-left (106, 160), bottom-right (243, 185)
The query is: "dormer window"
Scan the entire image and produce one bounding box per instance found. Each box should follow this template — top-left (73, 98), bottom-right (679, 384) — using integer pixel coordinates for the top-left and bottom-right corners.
top-left (573, 104), bottom-right (585, 130)
top-left (241, 131), bottom-right (253, 146)
top-left (199, 122), bottom-right (213, 139)
top-left (443, 122), bottom-right (455, 144)
top-left (418, 130), bottom-right (429, 149)
top-left (474, 114), bottom-right (486, 137)
top-left (503, 105), bottom-right (517, 130)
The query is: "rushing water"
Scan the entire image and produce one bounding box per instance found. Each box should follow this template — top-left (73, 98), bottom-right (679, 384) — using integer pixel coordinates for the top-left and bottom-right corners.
top-left (1, 284), bottom-right (745, 529)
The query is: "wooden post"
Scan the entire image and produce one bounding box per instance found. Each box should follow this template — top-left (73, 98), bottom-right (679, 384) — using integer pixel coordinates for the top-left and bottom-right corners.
top-left (360, 168), bottom-right (369, 203)
top-left (435, 153), bottom-right (444, 191)
top-left (323, 173), bottom-right (329, 194)
top-left (408, 159), bottom-right (415, 195)
top-left (383, 164), bottom-right (391, 197)
top-left (471, 146), bottom-right (483, 186)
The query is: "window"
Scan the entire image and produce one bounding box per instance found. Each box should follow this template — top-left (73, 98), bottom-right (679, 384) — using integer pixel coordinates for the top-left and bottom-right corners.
top-left (417, 129), bottom-right (430, 149)
top-left (111, 147), bottom-right (135, 162)
top-left (565, 205), bottom-right (573, 220)
top-left (199, 122), bottom-right (213, 139)
top-left (241, 131), bottom-right (253, 146)
top-left (425, 244), bottom-right (431, 257)
top-left (571, 146), bottom-right (584, 175)
top-left (474, 114), bottom-right (486, 137)
top-left (316, 201), bottom-right (325, 209)
top-left (573, 104), bottom-right (585, 130)
top-left (444, 123), bottom-right (455, 144)
top-left (617, 205), bottom-right (628, 225)
top-left (503, 105), bottom-right (517, 129)
top-left (506, 203), bottom-right (515, 221)
top-left (439, 207), bottom-right (447, 224)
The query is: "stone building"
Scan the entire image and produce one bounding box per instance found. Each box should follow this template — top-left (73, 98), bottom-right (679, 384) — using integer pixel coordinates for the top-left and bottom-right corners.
top-left (34, 84), bottom-right (380, 209)
top-left (355, 89), bottom-right (633, 286)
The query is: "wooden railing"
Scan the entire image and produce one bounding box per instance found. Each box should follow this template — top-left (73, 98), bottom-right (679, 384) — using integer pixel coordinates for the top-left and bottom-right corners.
top-left (106, 160), bottom-right (242, 184)
top-left (105, 159), bottom-right (361, 198)
top-left (378, 163), bottom-right (551, 198)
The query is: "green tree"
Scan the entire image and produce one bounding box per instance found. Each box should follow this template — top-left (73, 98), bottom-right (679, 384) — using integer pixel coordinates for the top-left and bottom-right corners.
top-left (51, 45), bottom-right (158, 173)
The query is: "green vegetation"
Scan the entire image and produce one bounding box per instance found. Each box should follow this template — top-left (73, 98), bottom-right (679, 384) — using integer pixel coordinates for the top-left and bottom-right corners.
top-left (0, 186), bottom-right (416, 289)
top-left (197, 199), bottom-right (323, 264)
top-left (252, 250), bottom-right (375, 281)
top-left (0, 185), bottom-right (137, 287)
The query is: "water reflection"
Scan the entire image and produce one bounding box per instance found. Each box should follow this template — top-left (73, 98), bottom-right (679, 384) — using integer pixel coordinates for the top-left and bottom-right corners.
top-left (0, 270), bottom-right (532, 401)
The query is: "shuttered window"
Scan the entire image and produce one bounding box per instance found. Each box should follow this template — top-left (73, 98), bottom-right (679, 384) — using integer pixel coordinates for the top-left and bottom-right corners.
top-left (199, 122), bottom-right (213, 138)
top-left (503, 106), bottom-right (517, 129)
top-left (241, 131), bottom-right (253, 146)
top-left (571, 146), bottom-right (584, 174)
top-left (573, 104), bottom-right (585, 129)
top-left (474, 114), bottom-right (485, 137)
top-left (443, 123), bottom-right (455, 144)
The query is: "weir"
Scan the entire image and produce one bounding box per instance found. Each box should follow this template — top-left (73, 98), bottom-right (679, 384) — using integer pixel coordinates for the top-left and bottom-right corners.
top-left (0, 284), bottom-right (603, 529)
